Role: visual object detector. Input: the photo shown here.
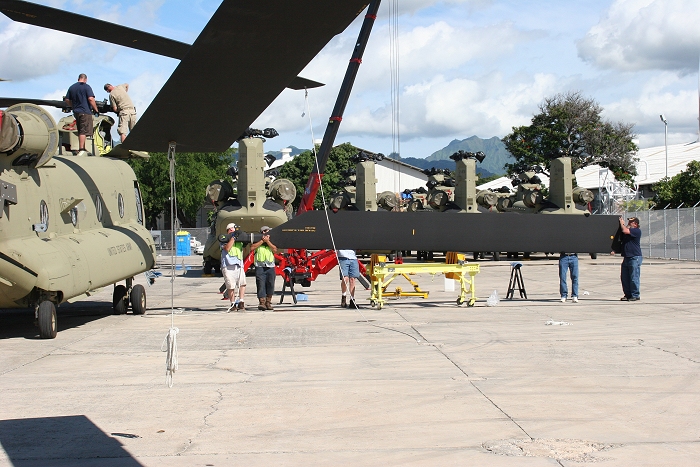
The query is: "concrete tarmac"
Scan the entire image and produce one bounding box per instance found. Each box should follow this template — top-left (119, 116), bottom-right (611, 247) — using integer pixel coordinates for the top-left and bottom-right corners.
top-left (1, 255), bottom-right (699, 466)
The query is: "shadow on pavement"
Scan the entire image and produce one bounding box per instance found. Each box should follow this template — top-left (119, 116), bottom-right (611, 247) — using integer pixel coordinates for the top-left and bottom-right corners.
top-left (0, 415), bottom-right (144, 466)
top-left (0, 301), bottom-right (117, 340)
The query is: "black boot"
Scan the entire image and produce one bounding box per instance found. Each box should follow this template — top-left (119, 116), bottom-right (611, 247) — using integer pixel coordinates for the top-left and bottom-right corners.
top-left (341, 296), bottom-right (347, 308)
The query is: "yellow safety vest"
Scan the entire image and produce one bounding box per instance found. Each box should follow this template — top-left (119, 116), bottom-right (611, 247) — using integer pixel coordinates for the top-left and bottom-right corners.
top-left (255, 244), bottom-right (275, 264)
top-left (227, 241), bottom-right (244, 259)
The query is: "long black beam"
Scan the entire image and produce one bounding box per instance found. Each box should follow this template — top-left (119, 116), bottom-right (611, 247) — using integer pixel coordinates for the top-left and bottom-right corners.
top-left (271, 211), bottom-right (621, 253)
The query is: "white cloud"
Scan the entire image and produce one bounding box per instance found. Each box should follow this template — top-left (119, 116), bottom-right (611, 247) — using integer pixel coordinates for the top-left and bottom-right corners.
top-left (0, 22), bottom-right (86, 81)
top-left (578, 0), bottom-right (700, 73)
top-left (380, 0), bottom-right (493, 16)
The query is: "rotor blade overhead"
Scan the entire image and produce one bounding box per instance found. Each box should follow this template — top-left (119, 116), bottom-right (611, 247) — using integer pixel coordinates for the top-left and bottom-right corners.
top-left (124, 0), bottom-right (369, 153)
top-left (287, 76), bottom-right (324, 90)
top-left (0, 98), bottom-right (66, 109)
top-left (0, 0), bottom-right (190, 59)
top-left (0, 0), bottom-right (326, 92)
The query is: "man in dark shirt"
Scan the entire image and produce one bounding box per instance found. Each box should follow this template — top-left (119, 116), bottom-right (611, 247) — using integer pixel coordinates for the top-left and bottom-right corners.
top-left (616, 216), bottom-right (643, 301)
top-left (65, 73), bottom-right (99, 155)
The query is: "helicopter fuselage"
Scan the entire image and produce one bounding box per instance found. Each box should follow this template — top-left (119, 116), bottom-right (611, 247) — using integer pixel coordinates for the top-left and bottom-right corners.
top-left (0, 154), bottom-right (155, 308)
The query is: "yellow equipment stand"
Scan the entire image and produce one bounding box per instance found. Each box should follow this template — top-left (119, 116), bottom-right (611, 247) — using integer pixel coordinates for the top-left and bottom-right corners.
top-left (369, 254), bottom-right (479, 309)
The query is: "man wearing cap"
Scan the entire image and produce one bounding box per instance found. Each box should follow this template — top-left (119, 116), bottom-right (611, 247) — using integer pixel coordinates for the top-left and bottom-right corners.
top-left (219, 223), bottom-right (247, 311)
top-left (251, 226), bottom-right (277, 310)
top-left (616, 216), bottom-right (643, 301)
top-left (104, 83), bottom-right (136, 143)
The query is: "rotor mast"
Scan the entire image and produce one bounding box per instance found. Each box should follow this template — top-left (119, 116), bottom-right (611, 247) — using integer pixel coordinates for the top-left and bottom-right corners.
top-left (297, 0), bottom-right (382, 214)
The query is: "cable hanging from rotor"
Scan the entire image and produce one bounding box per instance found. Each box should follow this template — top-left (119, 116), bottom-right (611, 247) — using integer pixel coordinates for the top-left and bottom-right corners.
top-left (303, 89), bottom-right (369, 320)
top-left (161, 141), bottom-right (179, 388)
top-left (389, 0), bottom-right (401, 191)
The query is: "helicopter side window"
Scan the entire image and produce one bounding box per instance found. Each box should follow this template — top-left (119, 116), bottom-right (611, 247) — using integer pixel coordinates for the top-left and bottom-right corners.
top-left (38, 200), bottom-right (49, 231)
top-left (118, 193), bottom-right (125, 218)
top-left (70, 207), bottom-right (78, 226)
top-left (95, 195), bottom-right (103, 222)
top-left (134, 182), bottom-right (143, 225)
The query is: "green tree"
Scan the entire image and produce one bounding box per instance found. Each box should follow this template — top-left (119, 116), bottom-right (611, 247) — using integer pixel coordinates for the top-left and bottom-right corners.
top-left (502, 91), bottom-right (638, 184)
top-left (279, 142), bottom-right (359, 210)
top-left (652, 160), bottom-right (700, 208)
top-left (128, 149), bottom-right (236, 228)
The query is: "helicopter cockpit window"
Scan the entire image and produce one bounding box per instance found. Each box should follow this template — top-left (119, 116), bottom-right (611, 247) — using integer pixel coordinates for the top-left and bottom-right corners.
top-left (40, 200), bottom-right (49, 226)
top-left (118, 193), bottom-right (125, 218)
top-left (95, 195), bottom-right (103, 222)
top-left (134, 183), bottom-right (143, 225)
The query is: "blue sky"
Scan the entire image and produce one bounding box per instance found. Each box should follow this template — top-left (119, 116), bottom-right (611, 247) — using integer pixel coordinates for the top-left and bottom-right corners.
top-left (1, 0), bottom-right (699, 158)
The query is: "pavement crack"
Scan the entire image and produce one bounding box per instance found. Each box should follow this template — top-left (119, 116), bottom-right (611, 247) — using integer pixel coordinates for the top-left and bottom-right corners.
top-left (637, 339), bottom-right (700, 364)
top-left (391, 310), bottom-right (533, 440)
top-left (177, 388), bottom-right (224, 456)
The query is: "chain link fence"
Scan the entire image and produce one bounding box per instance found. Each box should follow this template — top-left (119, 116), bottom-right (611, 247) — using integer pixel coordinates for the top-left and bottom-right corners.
top-left (625, 207), bottom-right (700, 261)
top-left (149, 228), bottom-right (211, 253)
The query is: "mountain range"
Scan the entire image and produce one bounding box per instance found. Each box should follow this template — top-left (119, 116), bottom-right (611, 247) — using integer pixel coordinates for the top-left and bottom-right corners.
top-left (268, 136), bottom-right (514, 177)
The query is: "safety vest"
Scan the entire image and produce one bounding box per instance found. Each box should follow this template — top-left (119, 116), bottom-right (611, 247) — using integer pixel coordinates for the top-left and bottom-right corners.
top-left (255, 244), bottom-right (275, 264)
top-left (227, 241), bottom-right (244, 259)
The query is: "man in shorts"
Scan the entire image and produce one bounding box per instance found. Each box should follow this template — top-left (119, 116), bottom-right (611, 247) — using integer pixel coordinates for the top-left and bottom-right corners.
top-left (220, 223), bottom-right (248, 311)
top-left (104, 83), bottom-right (136, 143)
top-left (337, 249), bottom-right (361, 309)
top-left (65, 74), bottom-right (99, 155)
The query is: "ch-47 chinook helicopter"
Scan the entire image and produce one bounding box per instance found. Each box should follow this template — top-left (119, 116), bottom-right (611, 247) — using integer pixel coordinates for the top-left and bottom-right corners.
top-left (0, 0), bottom-right (372, 338)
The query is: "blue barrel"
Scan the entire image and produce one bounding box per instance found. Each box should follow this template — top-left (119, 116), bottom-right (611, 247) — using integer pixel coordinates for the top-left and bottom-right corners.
top-left (176, 231), bottom-right (191, 256)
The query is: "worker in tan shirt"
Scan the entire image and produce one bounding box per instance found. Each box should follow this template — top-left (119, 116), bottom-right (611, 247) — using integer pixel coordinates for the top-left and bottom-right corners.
top-left (104, 83), bottom-right (136, 143)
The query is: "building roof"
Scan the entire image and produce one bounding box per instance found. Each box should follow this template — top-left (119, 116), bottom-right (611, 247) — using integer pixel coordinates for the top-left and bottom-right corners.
top-left (477, 141), bottom-right (700, 192)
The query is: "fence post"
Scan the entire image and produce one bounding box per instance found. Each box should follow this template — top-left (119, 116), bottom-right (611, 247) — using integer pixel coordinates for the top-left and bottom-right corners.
top-left (694, 201), bottom-right (700, 262)
top-left (648, 207), bottom-right (652, 258)
top-left (663, 204), bottom-right (671, 259)
top-left (677, 203), bottom-right (684, 260)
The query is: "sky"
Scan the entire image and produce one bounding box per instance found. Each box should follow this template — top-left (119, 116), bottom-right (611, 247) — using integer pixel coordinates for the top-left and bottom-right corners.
top-left (1, 0), bottom-right (699, 159)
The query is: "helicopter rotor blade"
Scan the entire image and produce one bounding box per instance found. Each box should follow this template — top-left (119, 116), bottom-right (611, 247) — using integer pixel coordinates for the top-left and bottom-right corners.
top-left (122, 0), bottom-right (368, 153)
top-left (0, 0), bottom-right (325, 91)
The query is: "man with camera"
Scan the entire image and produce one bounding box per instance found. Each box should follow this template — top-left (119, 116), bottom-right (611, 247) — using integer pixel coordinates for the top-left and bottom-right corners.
top-left (251, 226), bottom-right (278, 310)
top-left (615, 216), bottom-right (643, 301)
top-left (219, 223), bottom-right (248, 311)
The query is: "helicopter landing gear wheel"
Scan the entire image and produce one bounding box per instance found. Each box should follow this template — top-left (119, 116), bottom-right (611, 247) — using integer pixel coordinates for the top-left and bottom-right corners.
top-left (113, 285), bottom-right (128, 315)
top-left (130, 284), bottom-right (146, 315)
top-left (38, 301), bottom-right (57, 339)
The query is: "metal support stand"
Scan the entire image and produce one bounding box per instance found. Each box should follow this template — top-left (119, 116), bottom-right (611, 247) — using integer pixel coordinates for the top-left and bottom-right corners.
top-left (369, 254), bottom-right (479, 309)
top-left (506, 262), bottom-right (527, 299)
top-left (279, 267), bottom-right (298, 304)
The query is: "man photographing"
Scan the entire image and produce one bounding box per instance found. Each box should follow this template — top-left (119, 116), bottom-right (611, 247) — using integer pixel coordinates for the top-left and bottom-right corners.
top-left (219, 223), bottom-right (248, 311)
top-left (251, 226), bottom-right (277, 310)
top-left (615, 216), bottom-right (642, 301)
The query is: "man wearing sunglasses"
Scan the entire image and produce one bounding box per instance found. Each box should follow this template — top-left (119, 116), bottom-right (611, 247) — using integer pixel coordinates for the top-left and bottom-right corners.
top-left (617, 216), bottom-right (643, 301)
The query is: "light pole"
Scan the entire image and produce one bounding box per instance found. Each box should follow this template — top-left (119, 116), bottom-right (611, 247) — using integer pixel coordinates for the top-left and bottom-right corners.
top-left (660, 114), bottom-right (668, 178)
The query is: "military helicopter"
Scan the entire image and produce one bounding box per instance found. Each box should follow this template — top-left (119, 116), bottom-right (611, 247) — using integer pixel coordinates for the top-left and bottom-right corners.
top-left (0, 0), bottom-right (372, 338)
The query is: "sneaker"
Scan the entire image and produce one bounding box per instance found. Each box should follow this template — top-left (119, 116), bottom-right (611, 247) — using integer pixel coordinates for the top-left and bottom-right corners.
top-left (226, 303), bottom-right (236, 313)
top-left (341, 296), bottom-right (347, 308)
top-left (620, 296), bottom-right (630, 301)
top-left (572, 297), bottom-right (578, 303)
top-left (237, 301), bottom-right (246, 311)
top-left (628, 297), bottom-right (640, 301)
top-left (560, 298), bottom-right (566, 303)
top-left (349, 299), bottom-right (361, 309)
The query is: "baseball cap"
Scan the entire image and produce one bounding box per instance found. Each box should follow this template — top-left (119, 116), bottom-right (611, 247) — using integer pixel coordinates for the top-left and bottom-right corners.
top-left (226, 223), bottom-right (237, 231)
top-left (260, 225), bottom-right (271, 233)
top-left (628, 217), bottom-right (640, 225)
